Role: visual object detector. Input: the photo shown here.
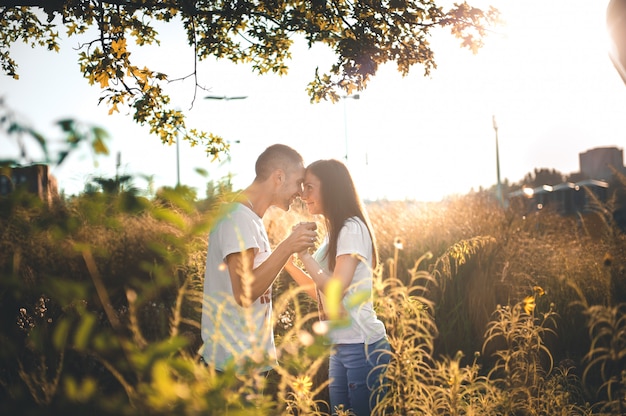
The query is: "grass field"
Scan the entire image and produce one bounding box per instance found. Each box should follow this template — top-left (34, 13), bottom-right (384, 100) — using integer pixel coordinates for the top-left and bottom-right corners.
top-left (2, 181), bottom-right (626, 415)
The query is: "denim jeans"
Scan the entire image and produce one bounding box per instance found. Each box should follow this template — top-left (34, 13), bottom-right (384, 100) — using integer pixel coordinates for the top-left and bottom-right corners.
top-left (328, 337), bottom-right (391, 416)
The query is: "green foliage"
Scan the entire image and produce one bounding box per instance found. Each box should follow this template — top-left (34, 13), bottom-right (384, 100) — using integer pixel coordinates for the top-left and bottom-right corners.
top-left (0, 7), bottom-right (59, 79)
top-left (1, 99), bottom-right (111, 170)
top-left (0, 186), bottom-right (209, 414)
top-left (1, 0), bottom-right (500, 155)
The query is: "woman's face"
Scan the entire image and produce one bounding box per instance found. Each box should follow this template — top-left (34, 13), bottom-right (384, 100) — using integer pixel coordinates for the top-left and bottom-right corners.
top-left (301, 171), bottom-right (323, 216)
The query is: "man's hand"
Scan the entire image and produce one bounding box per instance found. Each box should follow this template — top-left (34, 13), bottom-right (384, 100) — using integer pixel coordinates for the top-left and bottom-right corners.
top-left (287, 222), bottom-right (318, 254)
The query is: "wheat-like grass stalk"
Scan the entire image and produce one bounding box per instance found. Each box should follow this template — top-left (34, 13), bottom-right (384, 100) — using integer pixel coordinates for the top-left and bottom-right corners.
top-left (583, 303), bottom-right (626, 414)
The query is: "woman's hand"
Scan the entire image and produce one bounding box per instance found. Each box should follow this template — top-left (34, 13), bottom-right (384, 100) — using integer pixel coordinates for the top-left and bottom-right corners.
top-left (297, 249), bottom-right (312, 260)
top-left (285, 222), bottom-right (317, 254)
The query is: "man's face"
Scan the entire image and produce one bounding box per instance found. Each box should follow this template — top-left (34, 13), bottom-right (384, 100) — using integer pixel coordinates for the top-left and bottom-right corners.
top-left (276, 163), bottom-right (305, 211)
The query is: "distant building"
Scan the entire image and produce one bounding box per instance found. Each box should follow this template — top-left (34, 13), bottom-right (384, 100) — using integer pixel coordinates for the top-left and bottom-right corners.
top-left (508, 179), bottom-right (609, 216)
top-left (508, 146), bottom-right (623, 216)
top-left (579, 146), bottom-right (625, 180)
top-left (0, 164), bottom-right (59, 204)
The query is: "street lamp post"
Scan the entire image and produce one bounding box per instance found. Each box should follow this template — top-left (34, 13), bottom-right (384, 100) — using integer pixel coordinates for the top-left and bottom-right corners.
top-left (204, 95), bottom-right (249, 101)
top-left (203, 94), bottom-right (248, 180)
top-left (492, 115), bottom-right (503, 206)
top-left (342, 94), bottom-right (360, 163)
top-left (174, 95), bottom-right (248, 188)
top-left (204, 94), bottom-right (248, 156)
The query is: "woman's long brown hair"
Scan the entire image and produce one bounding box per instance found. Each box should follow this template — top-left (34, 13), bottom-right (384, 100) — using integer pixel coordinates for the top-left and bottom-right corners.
top-left (306, 159), bottom-right (378, 271)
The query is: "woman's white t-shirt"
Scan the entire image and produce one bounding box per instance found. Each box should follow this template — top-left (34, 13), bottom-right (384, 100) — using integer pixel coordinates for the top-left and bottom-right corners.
top-left (314, 217), bottom-right (387, 345)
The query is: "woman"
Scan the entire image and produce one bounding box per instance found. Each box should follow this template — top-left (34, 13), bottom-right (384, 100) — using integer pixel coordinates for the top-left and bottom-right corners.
top-left (285, 159), bottom-right (390, 416)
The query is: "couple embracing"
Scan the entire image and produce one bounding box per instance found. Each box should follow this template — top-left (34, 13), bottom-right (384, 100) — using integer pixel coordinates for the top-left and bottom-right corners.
top-left (199, 144), bottom-right (391, 415)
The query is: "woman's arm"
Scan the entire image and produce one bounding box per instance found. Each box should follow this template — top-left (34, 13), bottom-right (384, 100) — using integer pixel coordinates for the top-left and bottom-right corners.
top-left (298, 252), bottom-right (358, 295)
top-left (284, 259), bottom-right (318, 299)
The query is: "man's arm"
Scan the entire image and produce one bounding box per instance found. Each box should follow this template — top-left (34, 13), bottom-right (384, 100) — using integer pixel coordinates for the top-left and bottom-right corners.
top-left (227, 223), bottom-right (317, 307)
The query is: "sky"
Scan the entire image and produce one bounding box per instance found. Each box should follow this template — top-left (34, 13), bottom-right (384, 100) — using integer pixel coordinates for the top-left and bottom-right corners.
top-left (2, 0), bottom-right (625, 202)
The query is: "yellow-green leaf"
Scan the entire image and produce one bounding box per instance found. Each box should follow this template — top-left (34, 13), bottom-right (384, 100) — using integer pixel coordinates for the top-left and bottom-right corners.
top-left (324, 277), bottom-right (343, 320)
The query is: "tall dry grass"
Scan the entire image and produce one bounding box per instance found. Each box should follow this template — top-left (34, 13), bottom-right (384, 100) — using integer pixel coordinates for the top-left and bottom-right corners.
top-left (2, 183), bottom-right (626, 414)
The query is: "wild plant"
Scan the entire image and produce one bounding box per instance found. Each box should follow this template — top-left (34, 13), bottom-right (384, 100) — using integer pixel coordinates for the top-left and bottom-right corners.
top-left (374, 263), bottom-right (437, 414)
top-left (374, 239), bottom-right (508, 416)
top-left (583, 303), bottom-right (626, 415)
top-left (272, 286), bottom-right (332, 415)
top-left (483, 295), bottom-right (590, 415)
top-left (1, 186), bottom-right (230, 414)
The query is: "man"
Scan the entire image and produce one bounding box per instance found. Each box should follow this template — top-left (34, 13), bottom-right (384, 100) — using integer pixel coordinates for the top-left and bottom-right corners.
top-left (199, 144), bottom-right (317, 373)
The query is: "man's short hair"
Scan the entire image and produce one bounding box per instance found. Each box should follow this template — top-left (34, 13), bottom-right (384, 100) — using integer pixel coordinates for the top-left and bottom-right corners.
top-left (255, 144), bottom-right (303, 181)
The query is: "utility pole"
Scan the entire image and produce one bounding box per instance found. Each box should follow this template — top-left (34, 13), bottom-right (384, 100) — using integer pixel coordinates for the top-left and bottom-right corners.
top-left (492, 115), bottom-right (503, 206)
top-left (175, 137), bottom-right (180, 187)
top-left (342, 94), bottom-right (360, 163)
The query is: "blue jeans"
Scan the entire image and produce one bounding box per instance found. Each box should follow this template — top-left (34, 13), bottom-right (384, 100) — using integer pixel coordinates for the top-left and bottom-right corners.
top-left (328, 337), bottom-right (391, 416)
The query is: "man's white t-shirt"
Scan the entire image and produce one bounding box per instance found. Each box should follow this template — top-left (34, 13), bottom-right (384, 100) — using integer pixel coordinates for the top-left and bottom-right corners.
top-left (314, 217), bottom-right (387, 345)
top-left (199, 203), bottom-right (276, 372)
